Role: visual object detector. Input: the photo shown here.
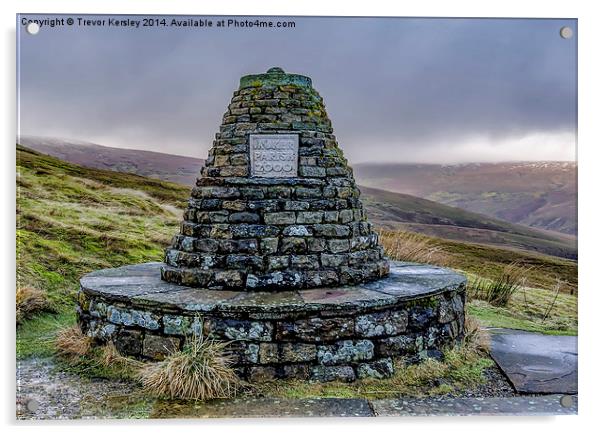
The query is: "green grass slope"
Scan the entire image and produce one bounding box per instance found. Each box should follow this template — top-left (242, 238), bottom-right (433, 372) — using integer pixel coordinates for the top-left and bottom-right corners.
top-left (16, 145), bottom-right (186, 308)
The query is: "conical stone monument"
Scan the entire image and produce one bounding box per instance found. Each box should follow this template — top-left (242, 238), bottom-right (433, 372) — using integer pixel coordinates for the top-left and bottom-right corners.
top-left (161, 67), bottom-right (389, 291)
top-left (77, 68), bottom-right (467, 382)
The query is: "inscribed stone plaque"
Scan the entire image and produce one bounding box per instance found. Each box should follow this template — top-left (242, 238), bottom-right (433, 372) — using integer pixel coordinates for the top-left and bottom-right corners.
top-left (250, 134), bottom-right (298, 178)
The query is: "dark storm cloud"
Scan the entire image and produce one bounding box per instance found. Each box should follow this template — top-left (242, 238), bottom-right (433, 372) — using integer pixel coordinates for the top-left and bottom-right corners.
top-left (17, 16), bottom-right (577, 163)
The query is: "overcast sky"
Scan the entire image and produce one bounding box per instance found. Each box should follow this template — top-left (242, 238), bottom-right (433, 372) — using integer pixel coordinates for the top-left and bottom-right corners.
top-left (17, 15), bottom-right (577, 164)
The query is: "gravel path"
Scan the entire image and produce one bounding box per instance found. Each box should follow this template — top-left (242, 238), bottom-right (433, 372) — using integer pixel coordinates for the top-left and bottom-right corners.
top-left (16, 356), bottom-right (572, 419)
top-left (16, 358), bottom-right (142, 420)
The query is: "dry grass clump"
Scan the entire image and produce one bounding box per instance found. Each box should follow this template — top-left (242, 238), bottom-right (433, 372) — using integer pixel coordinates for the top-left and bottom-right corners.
top-left (16, 286), bottom-right (51, 324)
top-left (55, 325), bottom-right (91, 360)
top-left (139, 333), bottom-right (239, 401)
top-left (463, 315), bottom-right (491, 354)
top-left (98, 342), bottom-right (144, 379)
top-left (101, 342), bottom-right (144, 370)
top-left (468, 262), bottom-right (531, 307)
top-left (378, 230), bottom-right (449, 265)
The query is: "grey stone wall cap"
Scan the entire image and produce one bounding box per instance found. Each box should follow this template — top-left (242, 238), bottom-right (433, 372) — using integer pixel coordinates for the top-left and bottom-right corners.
top-left (80, 261), bottom-right (466, 319)
top-left (239, 67), bottom-right (312, 89)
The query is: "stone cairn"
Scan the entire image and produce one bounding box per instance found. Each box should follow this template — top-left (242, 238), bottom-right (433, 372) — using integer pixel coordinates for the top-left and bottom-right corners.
top-left (161, 67), bottom-right (389, 291)
top-left (77, 68), bottom-right (467, 383)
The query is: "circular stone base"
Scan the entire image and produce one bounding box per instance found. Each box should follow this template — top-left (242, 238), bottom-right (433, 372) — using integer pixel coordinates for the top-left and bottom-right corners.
top-left (77, 261), bottom-right (466, 382)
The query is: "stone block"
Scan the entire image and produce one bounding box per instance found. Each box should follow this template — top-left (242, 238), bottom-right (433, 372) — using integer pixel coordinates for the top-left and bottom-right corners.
top-left (317, 340), bottom-right (374, 365)
top-left (86, 320), bottom-right (117, 341)
top-left (376, 334), bottom-right (420, 357)
top-left (226, 239), bottom-right (259, 254)
top-left (264, 212), bottom-right (297, 225)
top-left (247, 199), bottom-right (279, 212)
top-left (290, 255), bottom-right (320, 270)
top-left (239, 187), bottom-right (265, 200)
top-left (310, 366), bottom-right (356, 382)
top-left (260, 237), bottom-right (279, 254)
top-left (307, 238), bottom-right (327, 252)
top-left (452, 293), bottom-right (465, 315)
top-left (313, 224), bottom-right (351, 237)
top-left (163, 314), bottom-right (191, 335)
top-left (206, 318), bottom-right (273, 341)
top-left (195, 238), bottom-right (219, 253)
top-left (212, 270), bottom-right (245, 288)
top-left (323, 211), bottom-right (339, 223)
top-left (229, 212), bottom-right (260, 224)
top-left (338, 209), bottom-right (354, 223)
top-left (280, 237), bottom-right (307, 254)
top-left (357, 358), bottom-right (394, 379)
top-left (226, 254), bottom-right (264, 271)
top-left (281, 343), bottom-right (318, 362)
top-left (227, 341), bottom-right (260, 364)
top-left (276, 317), bottom-right (355, 342)
top-left (88, 300), bottom-right (107, 318)
top-left (229, 153), bottom-right (249, 166)
top-left (246, 270), bottom-right (305, 290)
top-left (248, 366), bottom-right (278, 382)
top-left (355, 309), bottom-right (409, 337)
top-left (320, 253), bottom-right (348, 267)
top-left (438, 298), bottom-right (456, 323)
top-left (408, 306), bottom-right (437, 330)
top-left (113, 329), bottom-right (142, 357)
top-left (230, 224), bottom-right (279, 238)
top-left (258, 343), bottom-right (279, 364)
top-left (327, 239), bottom-right (350, 253)
top-left (305, 270), bottom-right (340, 287)
top-left (284, 200), bottom-right (310, 211)
top-left (295, 187), bottom-right (322, 199)
top-left (267, 256), bottom-right (290, 271)
top-left (106, 306), bottom-right (160, 330)
top-left (282, 225), bottom-right (312, 236)
top-left (299, 166), bottom-right (326, 177)
top-left (296, 211), bottom-right (324, 224)
top-left (222, 200), bottom-right (247, 211)
top-left (142, 335), bottom-right (180, 360)
top-left (281, 364), bottom-right (311, 379)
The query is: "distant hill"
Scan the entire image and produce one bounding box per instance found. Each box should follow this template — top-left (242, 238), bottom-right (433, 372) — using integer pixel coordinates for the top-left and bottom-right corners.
top-left (17, 140), bottom-right (576, 261)
top-left (19, 136), bottom-right (204, 187)
top-left (360, 186), bottom-right (576, 260)
top-left (23, 137), bottom-right (577, 236)
top-left (354, 161), bottom-right (577, 235)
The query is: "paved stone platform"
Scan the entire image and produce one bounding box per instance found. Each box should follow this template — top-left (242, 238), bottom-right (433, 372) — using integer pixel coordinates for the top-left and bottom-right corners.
top-left (77, 261), bottom-right (466, 382)
top-left (151, 397), bottom-right (374, 418)
top-left (489, 329), bottom-right (577, 394)
top-left (152, 395), bottom-right (577, 418)
top-left (371, 395), bottom-right (577, 416)
top-left (17, 358), bottom-right (577, 419)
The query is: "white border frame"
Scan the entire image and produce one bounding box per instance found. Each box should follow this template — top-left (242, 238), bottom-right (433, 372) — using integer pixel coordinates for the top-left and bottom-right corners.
top-left (4, 1), bottom-right (600, 433)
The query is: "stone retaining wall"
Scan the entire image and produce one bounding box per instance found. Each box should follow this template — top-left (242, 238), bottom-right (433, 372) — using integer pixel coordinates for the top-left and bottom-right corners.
top-left (77, 267), bottom-right (466, 382)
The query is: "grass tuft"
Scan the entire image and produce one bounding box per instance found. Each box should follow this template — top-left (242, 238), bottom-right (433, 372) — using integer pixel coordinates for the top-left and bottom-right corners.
top-left (101, 342), bottom-right (145, 372)
top-left (139, 333), bottom-right (240, 401)
top-left (463, 315), bottom-right (491, 354)
top-left (56, 338), bottom-right (142, 381)
top-left (468, 262), bottom-right (531, 306)
top-left (16, 286), bottom-right (52, 324)
top-left (378, 229), bottom-right (449, 265)
top-left (55, 325), bottom-right (91, 361)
